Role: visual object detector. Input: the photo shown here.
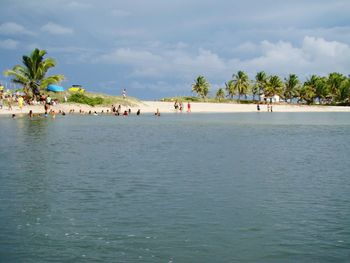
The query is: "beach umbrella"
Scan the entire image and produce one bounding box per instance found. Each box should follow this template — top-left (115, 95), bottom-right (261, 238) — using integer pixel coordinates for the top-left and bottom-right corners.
top-left (48, 84), bottom-right (65, 92)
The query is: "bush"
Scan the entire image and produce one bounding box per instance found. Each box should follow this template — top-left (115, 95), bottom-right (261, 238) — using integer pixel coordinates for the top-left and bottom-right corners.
top-left (68, 93), bottom-right (104, 106)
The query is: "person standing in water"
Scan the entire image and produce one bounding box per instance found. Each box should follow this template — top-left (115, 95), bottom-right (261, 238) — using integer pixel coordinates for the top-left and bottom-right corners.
top-left (187, 102), bottom-right (191, 112)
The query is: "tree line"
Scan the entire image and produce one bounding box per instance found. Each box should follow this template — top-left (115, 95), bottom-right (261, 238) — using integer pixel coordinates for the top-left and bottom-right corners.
top-left (192, 71), bottom-right (350, 105)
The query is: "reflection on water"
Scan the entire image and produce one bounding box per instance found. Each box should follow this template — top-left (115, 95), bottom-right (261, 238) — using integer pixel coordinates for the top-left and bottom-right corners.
top-left (0, 113), bottom-right (350, 262)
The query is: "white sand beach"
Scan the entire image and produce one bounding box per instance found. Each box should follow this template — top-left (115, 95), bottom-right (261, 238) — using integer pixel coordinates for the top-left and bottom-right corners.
top-left (1, 101), bottom-right (350, 116)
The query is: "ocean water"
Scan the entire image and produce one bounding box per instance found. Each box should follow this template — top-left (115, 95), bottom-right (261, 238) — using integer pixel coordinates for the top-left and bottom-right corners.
top-left (0, 112), bottom-right (349, 262)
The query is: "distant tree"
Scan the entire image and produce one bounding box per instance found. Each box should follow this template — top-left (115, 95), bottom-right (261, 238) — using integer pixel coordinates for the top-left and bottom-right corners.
top-left (314, 77), bottom-right (329, 104)
top-left (225, 80), bottom-right (235, 99)
top-left (3, 48), bottom-right (64, 99)
top-left (265, 75), bottom-right (283, 98)
top-left (232, 70), bottom-right (250, 102)
top-left (298, 75), bottom-right (318, 104)
top-left (255, 71), bottom-right (268, 101)
top-left (216, 88), bottom-right (225, 101)
top-left (251, 84), bottom-right (259, 101)
top-left (283, 74), bottom-right (299, 103)
top-left (192, 75), bottom-right (210, 98)
top-left (336, 78), bottom-right (350, 103)
top-left (327, 72), bottom-right (346, 102)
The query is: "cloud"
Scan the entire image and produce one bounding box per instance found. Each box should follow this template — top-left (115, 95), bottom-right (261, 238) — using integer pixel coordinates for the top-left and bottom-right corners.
top-left (97, 48), bottom-right (163, 65)
top-left (0, 22), bottom-right (33, 35)
top-left (238, 36), bottom-right (350, 77)
top-left (66, 1), bottom-right (92, 9)
top-left (95, 36), bottom-right (350, 83)
top-left (0, 39), bottom-right (19, 49)
top-left (111, 9), bottom-right (131, 18)
top-left (41, 22), bottom-right (74, 35)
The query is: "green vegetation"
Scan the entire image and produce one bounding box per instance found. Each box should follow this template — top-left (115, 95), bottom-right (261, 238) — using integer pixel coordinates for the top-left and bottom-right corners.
top-left (68, 93), bottom-right (104, 106)
top-left (187, 71), bottom-right (350, 105)
top-left (3, 48), bottom-right (65, 99)
top-left (192, 76), bottom-right (210, 98)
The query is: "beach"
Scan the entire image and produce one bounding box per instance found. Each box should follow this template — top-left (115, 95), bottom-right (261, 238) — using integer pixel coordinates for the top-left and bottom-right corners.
top-left (1, 101), bottom-right (350, 116)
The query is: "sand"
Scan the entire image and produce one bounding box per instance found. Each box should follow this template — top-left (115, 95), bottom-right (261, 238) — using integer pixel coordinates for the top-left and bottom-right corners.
top-left (1, 101), bottom-right (350, 116)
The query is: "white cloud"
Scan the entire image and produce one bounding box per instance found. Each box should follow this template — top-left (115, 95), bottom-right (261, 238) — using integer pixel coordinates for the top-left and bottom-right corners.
top-left (41, 22), bottom-right (74, 35)
top-left (0, 22), bottom-right (33, 35)
top-left (66, 1), bottom-right (92, 9)
top-left (95, 36), bottom-right (350, 84)
top-left (238, 36), bottom-right (350, 77)
top-left (111, 9), bottom-right (131, 18)
top-left (0, 39), bottom-right (19, 49)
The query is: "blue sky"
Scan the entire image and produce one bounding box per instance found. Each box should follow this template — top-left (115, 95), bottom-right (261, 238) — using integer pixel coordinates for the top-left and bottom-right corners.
top-left (1, 0), bottom-right (350, 99)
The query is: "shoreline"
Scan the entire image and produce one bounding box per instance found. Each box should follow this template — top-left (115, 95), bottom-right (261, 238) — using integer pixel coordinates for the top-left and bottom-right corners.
top-left (1, 101), bottom-right (350, 116)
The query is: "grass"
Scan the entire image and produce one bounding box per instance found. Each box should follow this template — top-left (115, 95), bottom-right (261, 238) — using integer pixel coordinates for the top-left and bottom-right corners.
top-left (45, 91), bottom-right (140, 107)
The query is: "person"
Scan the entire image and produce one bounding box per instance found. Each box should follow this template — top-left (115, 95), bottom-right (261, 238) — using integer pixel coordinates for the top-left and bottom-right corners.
top-left (270, 105), bottom-right (273, 112)
top-left (0, 94), bottom-right (3, 109)
top-left (44, 100), bottom-right (50, 112)
top-left (267, 104), bottom-right (270, 112)
top-left (155, 108), bottom-right (160, 116)
top-left (179, 101), bottom-right (183, 112)
top-left (123, 110), bottom-right (128, 116)
top-left (12, 114), bottom-right (16, 118)
top-left (46, 95), bottom-right (52, 105)
top-left (257, 104), bottom-right (260, 111)
top-left (18, 96), bottom-right (24, 110)
top-left (128, 108), bottom-right (131, 115)
top-left (174, 100), bottom-right (179, 111)
top-left (64, 95), bottom-right (68, 102)
top-left (117, 104), bottom-right (121, 115)
top-left (93, 111), bottom-right (98, 116)
top-left (8, 96), bottom-right (13, 110)
top-left (28, 110), bottom-right (33, 118)
top-left (136, 109), bottom-right (140, 116)
top-left (187, 102), bottom-right (191, 112)
top-left (122, 88), bottom-right (126, 99)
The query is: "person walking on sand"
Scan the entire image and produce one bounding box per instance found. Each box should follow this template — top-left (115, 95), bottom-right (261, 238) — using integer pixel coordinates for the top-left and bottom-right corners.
top-left (187, 102), bottom-right (191, 112)
top-left (8, 96), bottom-right (13, 110)
top-left (18, 96), bottom-right (24, 110)
top-left (174, 100), bottom-right (179, 111)
top-left (0, 94), bottom-right (3, 109)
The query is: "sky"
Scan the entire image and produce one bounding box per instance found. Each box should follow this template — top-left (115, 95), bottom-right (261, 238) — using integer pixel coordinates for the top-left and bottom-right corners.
top-left (0, 0), bottom-right (350, 99)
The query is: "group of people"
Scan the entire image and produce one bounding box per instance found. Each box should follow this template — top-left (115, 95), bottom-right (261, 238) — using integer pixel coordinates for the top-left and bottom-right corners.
top-left (174, 100), bottom-right (191, 112)
top-left (257, 103), bottom-right (273, 112)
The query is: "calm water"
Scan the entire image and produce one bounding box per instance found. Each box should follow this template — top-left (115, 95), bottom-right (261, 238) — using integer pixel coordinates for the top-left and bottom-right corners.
top-left (0, 113), bottom-right (350, 262)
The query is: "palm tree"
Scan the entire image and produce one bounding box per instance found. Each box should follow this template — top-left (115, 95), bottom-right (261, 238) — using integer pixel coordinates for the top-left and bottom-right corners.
top-left (192, 75), bottom-right (210, 98)
top-left (225, 80), bottom-right (235, 99)
top-left (232, 70), bottom-right (250, 102)
top-left (336, 78), bottom-right (350, 103)
top-left (216, 88), bottom-right (225, 101)
top-left (4, 48), bottom-right (64, 99)
top-left (265, 75), bottom-right (283, 99)
top-left (314, 77), bottom-right (329, 104)
top-left (283, 74), bottom-right (299, 103)
top-left (327, 72), bottom-right (346, 102)
top-left (251, 84), bottom-right (259, 101)
top-left (255, 71), bottom-right (268, 101)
